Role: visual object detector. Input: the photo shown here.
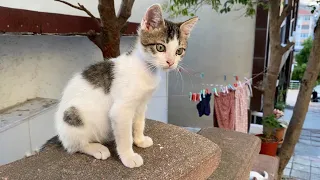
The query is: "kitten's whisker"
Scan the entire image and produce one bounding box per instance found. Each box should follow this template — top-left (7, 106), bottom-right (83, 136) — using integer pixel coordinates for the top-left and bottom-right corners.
top-left (180, 63), bottom-right (197, 74)
top-left (177, 68), bottom-right (184, 93)
top-left (178, 65), bottom-right (194, 89)
top-left (174, 69), bottom-right (180, 90)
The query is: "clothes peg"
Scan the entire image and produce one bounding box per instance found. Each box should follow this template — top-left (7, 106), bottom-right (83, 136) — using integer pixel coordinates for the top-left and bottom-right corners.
top-left (224, 75), bottom-right (227, 81)
top-left (228, 84), bottom-right (235, 90)
top-left (220, 86), bottom-right (224, 93)
top-left (200, 72), bottom-right (205, 79)
top-left (213, 88), bottom-right (219, 96)
top-left (189, 92), bottom-right (192, 101)
top-left (199, 92), bottom-right (202, 101)
top-left (192, 93), bottom-right (196, 101)
top-left (225, 86), bottom-right (229, 93)
top-left (196, 93), bottom-right (200, 101)
top-left (244, 77), bottom-right (253, 97)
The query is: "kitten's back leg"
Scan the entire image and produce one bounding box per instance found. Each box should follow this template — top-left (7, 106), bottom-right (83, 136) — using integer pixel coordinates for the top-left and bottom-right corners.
top-left (80, 143), bottom-right (110, 160)
top-left (59, 106), bottom-right (111, 160)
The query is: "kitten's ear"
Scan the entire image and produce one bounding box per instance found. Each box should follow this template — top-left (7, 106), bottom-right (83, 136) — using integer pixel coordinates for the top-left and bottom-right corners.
top-left (141, 4), bottom-right (164, 31)
top-left (180, 17), bottom-right (199, 37)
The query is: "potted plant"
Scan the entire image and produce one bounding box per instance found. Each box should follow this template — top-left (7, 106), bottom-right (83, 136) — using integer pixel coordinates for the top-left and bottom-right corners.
top-left (273, 108), bottom-right (287, 143)
top-left (275, 120), bottom-right (288, 144)
top-left (275, 102), bottom-right (286, 111)
top-left (256, 114), bottom-right (281, 156)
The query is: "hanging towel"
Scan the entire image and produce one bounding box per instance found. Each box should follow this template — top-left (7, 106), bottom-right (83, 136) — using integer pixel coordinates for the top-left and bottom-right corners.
top-left (213, 91), bottom-right (235, 130)
top-left (234, 85), bottom-right (249, 133)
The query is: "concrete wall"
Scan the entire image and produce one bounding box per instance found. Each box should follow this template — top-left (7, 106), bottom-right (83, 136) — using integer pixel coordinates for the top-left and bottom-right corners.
top-left (0, 0), bottom-right (161, 23)
top-left (168, 5), bottom-right (256, 128)
top-left (0, 35), bottom-right (168, 123)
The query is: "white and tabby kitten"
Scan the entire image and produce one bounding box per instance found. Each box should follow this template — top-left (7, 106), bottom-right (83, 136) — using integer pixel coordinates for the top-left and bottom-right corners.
top-left (55, 4), bottom-right (198, 168)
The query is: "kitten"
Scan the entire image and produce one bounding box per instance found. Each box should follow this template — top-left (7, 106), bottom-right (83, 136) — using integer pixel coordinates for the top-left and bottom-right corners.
top-left (55, 4), bottom-right (198, 168)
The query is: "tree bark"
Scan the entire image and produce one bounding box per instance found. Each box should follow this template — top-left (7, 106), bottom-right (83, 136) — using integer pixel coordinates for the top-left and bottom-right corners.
top-left (263, 0), bottom-right (283, 116)
top-left (263, 0), bottom-right (294, 116)
top-left (55, 0), bottom-right (135, 59)
top-left (277, 18), bottom-right (320, 179)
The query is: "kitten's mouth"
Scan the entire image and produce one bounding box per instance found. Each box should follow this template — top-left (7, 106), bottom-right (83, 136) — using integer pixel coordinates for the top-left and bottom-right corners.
top-left (162, 66), bottom-right (175, 71)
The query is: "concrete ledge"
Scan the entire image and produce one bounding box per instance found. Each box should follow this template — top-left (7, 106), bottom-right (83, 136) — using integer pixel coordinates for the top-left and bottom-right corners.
top-left (252, 154), bottom-right (280, 180)
top-left (198, 127), bottom-right (261, 180)
top-left (0, 120), bottom-right (221, 180)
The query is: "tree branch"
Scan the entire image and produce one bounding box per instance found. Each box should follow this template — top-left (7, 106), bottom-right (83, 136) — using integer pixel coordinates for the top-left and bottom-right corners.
top-left (281, 41), bottom-right (295, 53)
top-left (87, 30), bottom-right (103, 50)
top-left (98, 0), bottom-right (117, 29)
top-left (117, 0), bottom-right (135, 28)
top-left (279, 0), bottom-right (293, 25)
top-left (54, 0), bottom-right (100, 26)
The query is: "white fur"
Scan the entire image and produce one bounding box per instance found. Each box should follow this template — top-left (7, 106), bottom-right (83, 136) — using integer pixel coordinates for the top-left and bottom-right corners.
top-left (249, 171), bottom-right (269, 180)
top-left (55, 4), bottom-right (197, 168)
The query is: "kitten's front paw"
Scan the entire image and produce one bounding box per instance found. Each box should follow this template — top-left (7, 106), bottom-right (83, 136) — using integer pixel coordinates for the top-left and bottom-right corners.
top-left (120, 153), bottom-right (143, 168)
top-left (134, 136), bottom-right (153, 148)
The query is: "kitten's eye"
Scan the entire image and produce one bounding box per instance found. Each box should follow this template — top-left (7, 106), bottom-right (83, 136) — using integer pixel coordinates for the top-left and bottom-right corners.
top-left (156, 44), bottom-right (166, 52)
top-left (176, 48), bottom-right (185, 55)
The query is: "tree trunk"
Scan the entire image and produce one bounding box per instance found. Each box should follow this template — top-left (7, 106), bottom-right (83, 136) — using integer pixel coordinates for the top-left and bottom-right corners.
top-left (100, 29), bottom-right (121, 59)
top-left (263, 0), bottom-right (283, 117)
top-left (55, 0), bottom-right (135, 59)
top-left (277, 18), bottom-right (320, 179)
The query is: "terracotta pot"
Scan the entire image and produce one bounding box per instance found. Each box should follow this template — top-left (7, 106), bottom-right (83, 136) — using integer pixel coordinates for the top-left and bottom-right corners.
top-left (256, 134), bottom-right (279, 157)
top-left (275, 127), bottom-right (286, 143)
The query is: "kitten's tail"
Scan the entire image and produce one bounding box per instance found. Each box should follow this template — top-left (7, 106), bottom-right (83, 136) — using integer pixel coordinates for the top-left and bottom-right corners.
top-left (40, 135), bottom-right (62, 152)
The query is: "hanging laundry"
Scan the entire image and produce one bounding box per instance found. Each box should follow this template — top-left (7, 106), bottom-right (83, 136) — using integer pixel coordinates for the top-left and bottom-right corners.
top-left (213, 91), bottom-right (235, 130)
top-left (234, 85), bottom-right (249, 133)
top-left (196, 93), bottom-right (212, 117)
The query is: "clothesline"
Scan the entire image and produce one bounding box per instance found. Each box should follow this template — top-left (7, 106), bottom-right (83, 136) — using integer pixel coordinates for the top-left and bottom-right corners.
top-left (172, 67), bottom-right (268, 96)
top-left (175, 65), bottom-right (262, 133)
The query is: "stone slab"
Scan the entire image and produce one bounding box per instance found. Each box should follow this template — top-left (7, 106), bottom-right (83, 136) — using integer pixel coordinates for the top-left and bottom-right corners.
top-left (0, 120), bottom-right (221, 180)
top-left (197, 127), bottom-right (261, 180)
top-left (252, 154), bottom-right (280, 180)
top-left (0, 97), bottom-right (58, 132)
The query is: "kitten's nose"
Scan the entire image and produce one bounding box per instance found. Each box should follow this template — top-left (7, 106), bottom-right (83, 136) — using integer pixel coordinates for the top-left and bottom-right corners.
top-left (166, 60), bottom-right (174, 67)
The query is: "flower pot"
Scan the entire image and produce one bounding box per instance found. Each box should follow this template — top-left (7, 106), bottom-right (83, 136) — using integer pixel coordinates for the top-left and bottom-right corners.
top-left (256, 134), bottom-right (279, 157)
top-left (275, 127), bottom-right (286, 142)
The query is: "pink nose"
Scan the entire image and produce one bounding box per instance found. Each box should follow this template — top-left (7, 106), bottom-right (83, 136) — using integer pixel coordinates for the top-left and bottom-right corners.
top-left (166, 60), bottom-right (174, 67)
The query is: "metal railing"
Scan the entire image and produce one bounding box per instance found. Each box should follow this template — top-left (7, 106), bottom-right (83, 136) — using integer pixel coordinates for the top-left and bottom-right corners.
top-left (289, 80), bottom-right (301, 89)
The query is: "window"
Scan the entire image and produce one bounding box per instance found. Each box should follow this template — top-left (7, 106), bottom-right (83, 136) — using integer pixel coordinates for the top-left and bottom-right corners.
top-left (280, 26), bottom-right (286, 44)
top-left (301, 25), bottom-right (309, 29)
top-left (300, 33), bottom-right (309, 38)
top-left (304, 16), bottom-right (310, 20)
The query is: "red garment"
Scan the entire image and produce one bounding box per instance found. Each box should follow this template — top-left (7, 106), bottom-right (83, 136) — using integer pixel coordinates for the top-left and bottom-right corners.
top-left (234, 85), bottom-right (249, 133)
top-left (213, 91), bottom-right (235, 130)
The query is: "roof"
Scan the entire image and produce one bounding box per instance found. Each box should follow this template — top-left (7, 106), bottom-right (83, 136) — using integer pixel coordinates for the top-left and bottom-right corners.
top-left (0, 6), bottom-right (139, 36)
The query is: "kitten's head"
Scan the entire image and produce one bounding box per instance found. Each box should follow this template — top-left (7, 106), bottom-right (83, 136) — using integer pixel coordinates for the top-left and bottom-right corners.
top-left (138, 4), bottom-right (198, 71)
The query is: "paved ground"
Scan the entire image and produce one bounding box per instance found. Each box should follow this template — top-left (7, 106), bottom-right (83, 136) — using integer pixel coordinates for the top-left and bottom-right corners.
top-left (281, 106), bottom-right (320, 130)
top-left (282, 90), bottom-right (320, 180)
top-left (283, 129), bottom-right (320, 180)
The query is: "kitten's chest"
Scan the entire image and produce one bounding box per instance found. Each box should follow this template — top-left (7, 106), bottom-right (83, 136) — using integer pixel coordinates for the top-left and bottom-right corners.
top-left (132, 72), bottom-right (160, 93)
